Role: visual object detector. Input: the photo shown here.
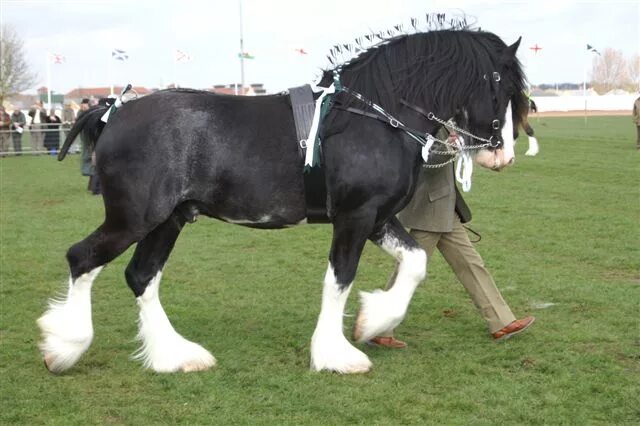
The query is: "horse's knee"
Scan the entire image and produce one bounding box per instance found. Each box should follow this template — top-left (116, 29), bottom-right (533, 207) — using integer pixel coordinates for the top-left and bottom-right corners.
top-left (66, 241), bottom-right (93, 279)
top-left (331, 258), bottom-right (359, 288)
top-left (125, 263), bottom-right (155, 297)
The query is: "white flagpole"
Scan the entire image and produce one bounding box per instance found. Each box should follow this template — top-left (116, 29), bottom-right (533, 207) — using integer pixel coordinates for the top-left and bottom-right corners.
top-left (238, 0), bottom-right (245, 95)
top-left (46, 52), bottom-right (52, 109)
top-left (109, 50), bottom-right (114, 96)
top-left (173, 49), bottom-right (178, 88)
top-left (583, 65), bottom-right (587, 125)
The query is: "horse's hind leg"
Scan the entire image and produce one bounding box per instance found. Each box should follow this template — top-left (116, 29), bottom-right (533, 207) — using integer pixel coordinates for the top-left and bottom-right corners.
top-left (310, 209), bottom-right (375, 374)
top-left (523, 120), bottom-right (539, 156)
top-left (353, 217), bottom-right (426, 343)
top-left (126, 212), bottom-right (215, 373)
top-left (38, 223), bottom-right (140, 373)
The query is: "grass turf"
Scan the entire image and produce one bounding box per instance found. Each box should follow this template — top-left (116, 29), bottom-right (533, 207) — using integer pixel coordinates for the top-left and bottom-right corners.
top-left (1, 116), bottom-right (638, 424)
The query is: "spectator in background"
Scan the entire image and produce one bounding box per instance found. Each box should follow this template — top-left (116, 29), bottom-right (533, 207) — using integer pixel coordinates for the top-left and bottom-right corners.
top-left (633, 96), bottom-right (640, 149)
top-left (0, 106), bottom-right (11, 156)
top-left (28, 100), bottom-right (47, 153)
top-left (44, 108), bottom-right (62, 154)
top-left (62, 101), bottom-right (75, 140)
top-left (77, 99), bottom-right (99, 194)
top-left (10, 108), bottom-right (26, 155)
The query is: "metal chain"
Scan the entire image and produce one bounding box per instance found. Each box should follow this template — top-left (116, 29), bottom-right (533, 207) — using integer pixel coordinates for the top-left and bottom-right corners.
top-left (426, 112), bottom-right (494, 149)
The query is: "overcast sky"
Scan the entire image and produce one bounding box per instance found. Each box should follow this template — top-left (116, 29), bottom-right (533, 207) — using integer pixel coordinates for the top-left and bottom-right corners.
top-left (3, 0), bottom-right (639, 94)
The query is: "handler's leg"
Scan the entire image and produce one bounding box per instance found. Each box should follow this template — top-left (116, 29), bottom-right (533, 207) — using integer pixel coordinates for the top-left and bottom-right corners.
top-left (437, 216), bottom-right (516, 334)
top-left (353, 218), bottom-right (427, 343)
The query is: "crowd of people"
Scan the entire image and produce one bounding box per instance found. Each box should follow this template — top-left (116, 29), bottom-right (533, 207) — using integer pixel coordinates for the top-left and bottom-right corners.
top-left (1, 97), bottom-right (100, 194)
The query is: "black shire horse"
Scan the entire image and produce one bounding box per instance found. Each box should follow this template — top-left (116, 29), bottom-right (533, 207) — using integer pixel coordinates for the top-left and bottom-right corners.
top-left (38, 29), bottom-right (527, 374)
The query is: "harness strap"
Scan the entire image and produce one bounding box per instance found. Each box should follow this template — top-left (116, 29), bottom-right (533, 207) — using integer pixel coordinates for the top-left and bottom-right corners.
top-left (333, 104), bottom-right (434, 147)
top-left (288, 84), bottom-right (316, 152)
top-left (400, 98), bottom-right (431, 119)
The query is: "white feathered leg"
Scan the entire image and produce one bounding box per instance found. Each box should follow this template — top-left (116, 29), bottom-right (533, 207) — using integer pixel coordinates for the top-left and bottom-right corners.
top-left (134, 271), bottom-right (216, 373)
top-left (525, 136), bottom-right (539, 156)
top-left (353, 237), bottom-right (426, 343)
top-left (37, 266), bottom-right (103, 373)
top-left (310, 264), bottom-right (372, 374)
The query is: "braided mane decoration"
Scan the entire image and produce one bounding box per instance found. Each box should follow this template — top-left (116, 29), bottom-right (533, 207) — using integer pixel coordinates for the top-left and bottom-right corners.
top-left (318, 12), bottom-right (528, 127)
top-left (325, 13), bottom-right (475, 68)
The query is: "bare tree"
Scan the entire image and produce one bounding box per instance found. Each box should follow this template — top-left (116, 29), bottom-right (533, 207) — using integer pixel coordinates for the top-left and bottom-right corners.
top-left (0, 25), bottom-right (37, 104)
top-left (590, 48), bottom-right (629, 94)
top-left (627, 54), bottom-right (640, 92)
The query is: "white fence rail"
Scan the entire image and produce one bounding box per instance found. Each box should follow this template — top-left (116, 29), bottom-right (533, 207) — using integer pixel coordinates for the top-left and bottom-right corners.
top-left (0, 125), bottom-right (81, 156)
top-left (533, 94), bottom-right (638, 112)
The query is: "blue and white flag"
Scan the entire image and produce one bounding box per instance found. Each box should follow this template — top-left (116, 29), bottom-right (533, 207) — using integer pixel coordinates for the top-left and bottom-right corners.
top-left (112, 49), bottom-right (129, 61)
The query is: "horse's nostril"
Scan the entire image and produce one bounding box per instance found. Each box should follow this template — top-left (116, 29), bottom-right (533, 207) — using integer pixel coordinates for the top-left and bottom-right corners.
top-left (508, 158), bottom-right (515, 165)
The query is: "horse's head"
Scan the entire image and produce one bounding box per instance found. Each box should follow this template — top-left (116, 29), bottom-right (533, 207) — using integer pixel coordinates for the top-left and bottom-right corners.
top-left (463, 36), bottom-right (528, 171)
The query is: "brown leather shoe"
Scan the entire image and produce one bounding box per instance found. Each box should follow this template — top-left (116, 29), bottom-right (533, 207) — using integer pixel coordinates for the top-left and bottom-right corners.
top-left (368, 336), bottom-right (408, 348)
top-left (492, 316), bottom-right (535, 341)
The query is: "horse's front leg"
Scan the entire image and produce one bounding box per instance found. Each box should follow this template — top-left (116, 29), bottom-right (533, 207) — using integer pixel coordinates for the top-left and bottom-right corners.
top-left (353, 217), bottom-right (427, 343)
top-left (310, 209), bottom-right (376, 374)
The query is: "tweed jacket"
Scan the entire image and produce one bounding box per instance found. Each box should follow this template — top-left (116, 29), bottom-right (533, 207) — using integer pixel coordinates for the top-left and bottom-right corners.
top-left (633, 97), bottom-right (640, 126)
top-left (398, 162), bottom-right (472, 233)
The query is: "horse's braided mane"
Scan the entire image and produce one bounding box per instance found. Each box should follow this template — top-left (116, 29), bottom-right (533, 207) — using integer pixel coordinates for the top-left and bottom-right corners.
top-left (323, 22), bottom-right (528, 124)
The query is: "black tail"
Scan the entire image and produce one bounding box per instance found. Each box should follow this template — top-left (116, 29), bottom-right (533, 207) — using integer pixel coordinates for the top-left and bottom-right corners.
top-left (57, 105), bottom-right (109, 161)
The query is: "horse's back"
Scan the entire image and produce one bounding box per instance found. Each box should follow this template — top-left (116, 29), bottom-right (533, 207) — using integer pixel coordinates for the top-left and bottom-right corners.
top-left (96, 89), bottom-right (307, 227)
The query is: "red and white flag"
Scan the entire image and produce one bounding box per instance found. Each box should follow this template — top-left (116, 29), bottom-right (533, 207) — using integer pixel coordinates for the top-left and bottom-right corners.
top-left (175, 49), bottom-right (192, 63)
top-left (51, 53), bottom-right (66, 64)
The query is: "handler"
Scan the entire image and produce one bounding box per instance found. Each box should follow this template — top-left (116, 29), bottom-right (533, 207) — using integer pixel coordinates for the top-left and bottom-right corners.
top-left (371, 130), bottom-right (535, 348)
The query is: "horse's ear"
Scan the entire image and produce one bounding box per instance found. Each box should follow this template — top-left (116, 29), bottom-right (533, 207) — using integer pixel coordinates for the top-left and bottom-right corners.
top-left (504, 37), bottom-right (522, 57)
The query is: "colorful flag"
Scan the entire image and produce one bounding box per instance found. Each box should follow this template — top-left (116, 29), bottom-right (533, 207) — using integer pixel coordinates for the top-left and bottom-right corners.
top-left (586, 44), bottom-right (600, 55)
top-left (529, 44), bottom-right (542, 54)
top-left (112, 49), bottom-right (129, 61)
top-left (175, 49), bottom-right (192, 63)
top-left (51, 53), bottom-right (66, 64)
top-left (238, 52), bottom-right (255, 59)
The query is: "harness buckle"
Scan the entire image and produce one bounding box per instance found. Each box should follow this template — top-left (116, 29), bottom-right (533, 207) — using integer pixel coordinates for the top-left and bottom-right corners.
top-left (389, 118), bottom-right (399, 128)
top-left (299, 139), bottom-right (307, 149)
top-left (492, 119), bottom-right (500, 130)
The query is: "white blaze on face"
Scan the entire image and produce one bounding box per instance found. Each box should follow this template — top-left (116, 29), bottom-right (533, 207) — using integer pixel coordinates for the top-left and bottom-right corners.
top-left (474, 100), bottom-right (515, 171)
top-left (500, 101), bottom-right (515, 166)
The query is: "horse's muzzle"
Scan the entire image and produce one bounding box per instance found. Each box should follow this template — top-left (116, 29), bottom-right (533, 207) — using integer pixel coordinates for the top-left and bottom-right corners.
top-left (475, 148), bottom-right (515, 171)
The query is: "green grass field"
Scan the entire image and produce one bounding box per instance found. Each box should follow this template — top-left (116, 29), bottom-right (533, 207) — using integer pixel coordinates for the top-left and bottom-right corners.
top-left (1, 116), bottom-right (638, 424)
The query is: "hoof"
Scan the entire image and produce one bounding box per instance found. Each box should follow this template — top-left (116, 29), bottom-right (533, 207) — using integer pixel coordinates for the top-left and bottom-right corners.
top-left (134, 333), bottom-right (217, 373)
top-left (180, 357), bottom-right (217, 373)
top-left (310, 330), bottom-right (373, 374)
top-left (43, 355), bottom-right (55, 372)
top-left (37, 309), bottom-right (93, 374)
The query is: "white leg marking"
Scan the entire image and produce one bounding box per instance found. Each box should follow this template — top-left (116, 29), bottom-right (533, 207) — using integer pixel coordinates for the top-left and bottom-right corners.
top-left (525, 136), bottom-right (539, 156)
top-left (354, 237), bottom-right (426, 343)
top-left (37, 266), bottom-right (103, 373)
top-left (134, 271), bottom-right (216, 373)
top-left (310, 264), bottom-right (372, 374)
